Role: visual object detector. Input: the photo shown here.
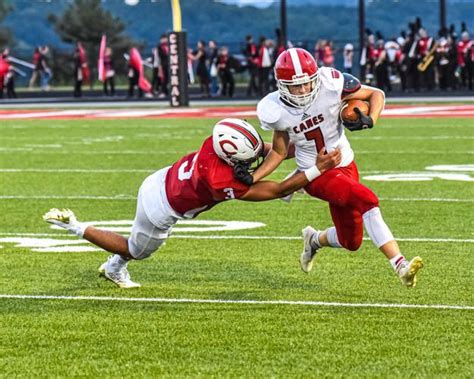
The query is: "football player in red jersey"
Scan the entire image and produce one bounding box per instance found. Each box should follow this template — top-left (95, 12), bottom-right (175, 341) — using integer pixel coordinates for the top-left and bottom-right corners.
top-left (249, 47), bottom-right (423, 287)
top-left (43, 118), bottom-right (341, 288)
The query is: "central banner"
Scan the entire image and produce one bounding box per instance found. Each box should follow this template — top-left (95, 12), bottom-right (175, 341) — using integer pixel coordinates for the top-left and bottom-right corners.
top-left (168, 31), bottom-right (189, 107)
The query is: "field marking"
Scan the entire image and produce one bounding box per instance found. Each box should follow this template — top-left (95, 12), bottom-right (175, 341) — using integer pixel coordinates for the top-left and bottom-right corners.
top-left (0, 195), bottom-right (472, 203)
top-left (0, 168), bottom-right (154, 173)
top-left (0, 294), bottom-right (472, 311)
top-left (0, 232), bottom-right (472, 243)
top-left (0, 104), bottom-right (474, 119)
top-left (0, 195), bottom-right (137, 200)
top-left (1, 149), bottom-right (472, 155)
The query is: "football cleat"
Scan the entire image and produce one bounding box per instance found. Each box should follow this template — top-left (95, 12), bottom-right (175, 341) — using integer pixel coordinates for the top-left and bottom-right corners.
top-left (98, 257), bottom-right (141, 289)
top-left (43, 208), bottom-right (85, 237)
top-left (300, 226), bottom-right (321, 273)
top-left (396, 256), bottom-right (424, 288)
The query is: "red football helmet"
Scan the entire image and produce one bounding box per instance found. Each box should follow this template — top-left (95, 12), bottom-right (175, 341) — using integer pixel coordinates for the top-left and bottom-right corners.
top-left (274, 48), bottom-right (321, 108)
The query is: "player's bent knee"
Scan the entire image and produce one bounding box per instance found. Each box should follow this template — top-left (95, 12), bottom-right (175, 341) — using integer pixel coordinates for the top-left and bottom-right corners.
top-left (351, 186), bottom-right (379, 214)
top-left (340, 235), bottom-right (363, 252)
top-left (128, 232), bottom-right (167, 260)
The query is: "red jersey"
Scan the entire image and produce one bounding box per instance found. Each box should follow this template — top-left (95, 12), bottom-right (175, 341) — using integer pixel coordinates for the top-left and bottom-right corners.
top-left (457, 40), bottom-right (470, 66)
top-left (165, 137), bottom-right (250, 218)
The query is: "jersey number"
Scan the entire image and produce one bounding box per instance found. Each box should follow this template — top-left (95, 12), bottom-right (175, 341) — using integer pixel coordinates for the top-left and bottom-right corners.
top-left (223, 188), bottom-right (235, 199)
top-left (178, 154), bottom-right (199, 181)
top-left (304, 128), bottom-right (325, 153)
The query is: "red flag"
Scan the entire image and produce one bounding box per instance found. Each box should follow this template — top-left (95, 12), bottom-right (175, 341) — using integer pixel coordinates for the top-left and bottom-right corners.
top-left (98, 35), bottom-right (106, 82)
top-left (78, 42), bottom-right (90, 84)
top-left (129, 47), bottom-right (152, 93)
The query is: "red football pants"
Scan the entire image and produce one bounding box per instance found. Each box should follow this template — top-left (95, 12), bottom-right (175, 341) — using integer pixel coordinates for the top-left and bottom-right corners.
top-left (304, 161), bottom-right (379, 251)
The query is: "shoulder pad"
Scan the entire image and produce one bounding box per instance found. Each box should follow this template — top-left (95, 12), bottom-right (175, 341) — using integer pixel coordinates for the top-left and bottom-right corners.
top-left (257, 95), bottom-right (282, 125)
top-left (342, 73), bottom-right (361, 94)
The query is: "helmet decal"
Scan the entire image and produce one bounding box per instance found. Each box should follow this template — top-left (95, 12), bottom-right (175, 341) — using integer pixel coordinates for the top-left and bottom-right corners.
top-left (212, 118), bottom-right (263, 168)
top-left (219, 139), bottom-right (238, 157)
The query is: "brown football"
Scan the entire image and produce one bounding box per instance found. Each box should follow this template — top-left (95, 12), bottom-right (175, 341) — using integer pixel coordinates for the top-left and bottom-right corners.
top-left (340, 100), bottom-right (370, 122)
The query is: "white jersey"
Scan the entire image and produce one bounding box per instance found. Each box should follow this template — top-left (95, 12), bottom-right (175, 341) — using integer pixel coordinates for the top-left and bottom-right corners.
top-left (257, 66), bottom-right (354, 171)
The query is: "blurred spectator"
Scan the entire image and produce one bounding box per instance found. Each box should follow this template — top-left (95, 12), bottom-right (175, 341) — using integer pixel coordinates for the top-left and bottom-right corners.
top-left (38, 46), bottom-right (52, 91)
top-left (73, 42), bottom-right (88, 97)
top-left (457, 31), bottom-right (471, 88)
top-left (314, 40), bottom-right (324, 67)
top-left (28, 47), bottom-right (41, 89)
top-left (343, 43), bottom-right (354, 74)
top-left (103, 47), bottom-right (115, 96)
top-left (217, 46), bottom-right (234, 97)
top-left (417, 28), bottom-right (435, 90)
top-left (436, 37), bottom-right (454, 90)
top-left (374, 39), bottom-right (391, 92)
top-left (191, 40), bottom-right (210, 98)
top-left (0, 49), bottom-right (16, 98)
top-left (151, 43), bottom-right (162, 97)
top-left (257, 36), bottom-right (272, 96)
top-left (322, 40), bottom-right (335, 67)
top-left (208, 40), bottom-right (219, 97)
top-left (187, 47), bottom-right (195, 85)
top-left (127, 49), bottom-right (142, 99)
top-left (467, 37), bottom-right (474, 90)
top-left (360, 33), bottom-right (377, 84)
top-left (244, 35), bottom-right (258, 97)
top-left (158, 34), bottom-right (169, 97)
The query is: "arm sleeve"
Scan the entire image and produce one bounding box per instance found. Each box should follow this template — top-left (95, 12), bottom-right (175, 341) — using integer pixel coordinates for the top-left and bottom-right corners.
top-left (341, 72), bottom-right (361, 97)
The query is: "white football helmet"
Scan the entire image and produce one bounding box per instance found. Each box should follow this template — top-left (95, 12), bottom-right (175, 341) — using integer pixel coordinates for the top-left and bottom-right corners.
top-left (212, 118), bottom-right (264, 170)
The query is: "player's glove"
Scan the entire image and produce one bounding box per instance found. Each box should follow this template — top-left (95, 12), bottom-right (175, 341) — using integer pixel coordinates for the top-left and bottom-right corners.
top-left (343, 107), bottom-right (374, 132)
top-left (233, 162), bottom-right (254, 186)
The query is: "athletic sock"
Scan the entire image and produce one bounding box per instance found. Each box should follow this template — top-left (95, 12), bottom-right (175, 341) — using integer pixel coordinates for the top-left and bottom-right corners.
top-left (311, 231), bottom-right (322, 250)
top-left (326, 227), bottom-right (342, 248)
top-left (389, 254), bottom-right (406, 271)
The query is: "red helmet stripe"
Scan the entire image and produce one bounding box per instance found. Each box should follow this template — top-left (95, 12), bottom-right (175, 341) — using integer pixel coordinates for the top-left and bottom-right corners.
top-left (288, 48), bottom-right (303, 75)
top-left (218, 121), bottom-right (258, 148)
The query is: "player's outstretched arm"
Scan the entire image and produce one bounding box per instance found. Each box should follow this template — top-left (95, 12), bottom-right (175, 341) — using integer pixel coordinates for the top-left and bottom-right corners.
top-left (343, 85), bottom-right (385, 125)
top-left (240, 148), bottom-right (341, 202)
top-left (252, 130), bottom-right (289, 183)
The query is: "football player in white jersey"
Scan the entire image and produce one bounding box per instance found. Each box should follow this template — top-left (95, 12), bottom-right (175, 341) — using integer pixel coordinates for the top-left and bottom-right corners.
top-left (246, 47), bottom-right (423, 287)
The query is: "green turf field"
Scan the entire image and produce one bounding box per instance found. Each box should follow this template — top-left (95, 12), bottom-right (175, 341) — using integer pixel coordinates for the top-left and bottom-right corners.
top-left (1, 114), bottom-right (473, 377)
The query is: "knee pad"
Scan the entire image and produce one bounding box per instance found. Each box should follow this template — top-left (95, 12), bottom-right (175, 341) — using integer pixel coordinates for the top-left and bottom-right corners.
top-left (129, 232), bottom-right (167, 260)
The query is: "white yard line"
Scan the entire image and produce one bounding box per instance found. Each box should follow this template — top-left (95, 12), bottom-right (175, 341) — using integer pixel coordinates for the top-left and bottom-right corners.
top-left (0, 232), bottom-right (472, 243)
top-left (0, 195), bottom-right (136, 200)
top-left (1, 149), bottom-right (472, 155)
top-left (0, 168), bottom-right (153, 173)
top-left (0, 195), bottom-right (472, 203)
top-left (0, 294), bottom-right (472, 311)
top-left (294, 197), bottom-right (474, 203)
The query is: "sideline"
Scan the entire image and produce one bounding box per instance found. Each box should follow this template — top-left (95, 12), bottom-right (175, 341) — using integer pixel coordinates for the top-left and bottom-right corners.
top-left (0, 232), bottom-right (472, 243)
top-left (0, 294), bottom-right (472, 311)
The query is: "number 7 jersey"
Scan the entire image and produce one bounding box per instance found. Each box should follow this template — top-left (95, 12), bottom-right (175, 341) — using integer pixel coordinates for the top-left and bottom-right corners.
top-left (257, 67), bottom-right (355, 170)
top-left (164, 136), bottom-right (250, 218)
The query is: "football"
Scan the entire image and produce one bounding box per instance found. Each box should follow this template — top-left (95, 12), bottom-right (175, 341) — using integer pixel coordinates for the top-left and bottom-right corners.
top-left (340, 100), bottom-right (370, 122)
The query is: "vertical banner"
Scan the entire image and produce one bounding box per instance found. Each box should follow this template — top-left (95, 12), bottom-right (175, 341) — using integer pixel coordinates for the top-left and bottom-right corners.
top-left (168, 31), bottom-right (189, 107)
